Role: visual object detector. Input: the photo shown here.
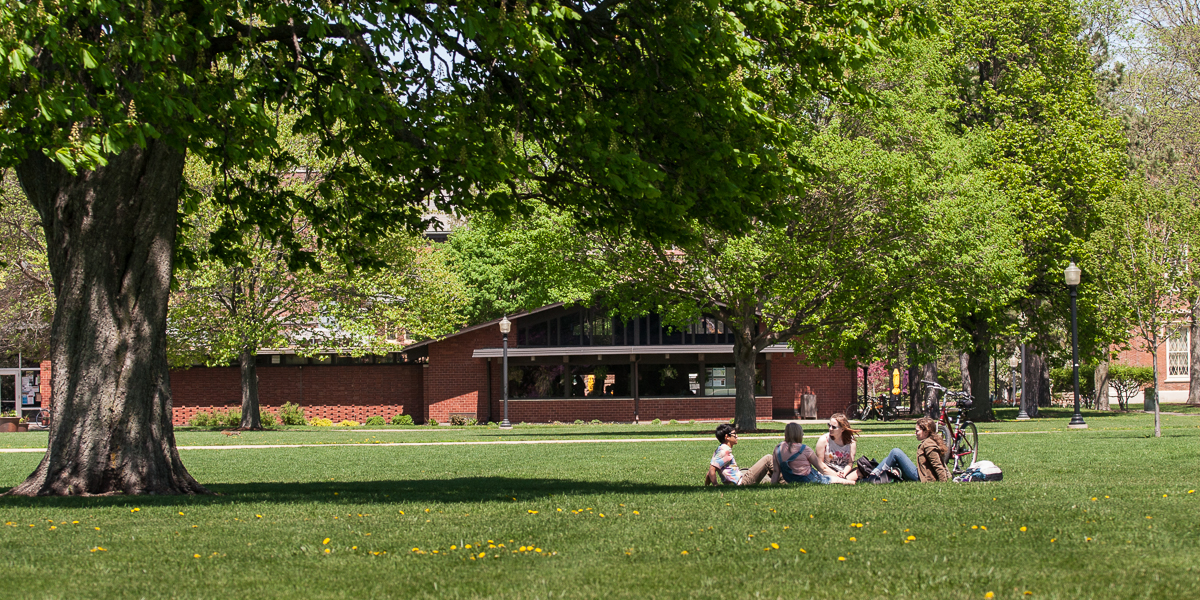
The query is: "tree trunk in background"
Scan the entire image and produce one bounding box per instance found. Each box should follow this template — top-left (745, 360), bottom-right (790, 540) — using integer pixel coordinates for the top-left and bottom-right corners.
top-left (732, 316), bottom-right (759, 432)
top-left (1037, 355), bottom-right (1052, 408)
top-left (1189, 301), bottom-right (1200, 406)
top-left (239, 348), bottom-right (262, 430)
top-left (967, 347), bottom-right (993, 422)
top-left (1094, 360), bottom-right (1110, 411)
top-left (923, 363), bottom-right (940, 418)
top-left (959, 352), bottom-right (971, 392)
top-left (1022, 350), bottom-right (1047, 418)
top-left (7, 143), bottom-right (209, 496)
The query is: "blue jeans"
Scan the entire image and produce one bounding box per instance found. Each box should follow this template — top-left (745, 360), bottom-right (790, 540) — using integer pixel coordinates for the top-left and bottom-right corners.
top-left (873, 448), bottom-right (919, 482)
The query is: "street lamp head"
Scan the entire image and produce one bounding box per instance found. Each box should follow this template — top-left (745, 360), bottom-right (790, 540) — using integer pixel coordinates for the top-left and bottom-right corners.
top-left (499, 315), bottom-right (511, 334)
top-left (1064, 261), bottom-right (1082, 287)
top-left (1008, 355), bottom-right (1019, 369)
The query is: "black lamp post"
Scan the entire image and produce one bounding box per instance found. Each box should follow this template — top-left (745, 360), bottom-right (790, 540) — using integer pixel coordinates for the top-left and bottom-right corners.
top-left (499, 315), bottom-right (512, 429)
top-left (1065, 262), bottom-right (1087, 429)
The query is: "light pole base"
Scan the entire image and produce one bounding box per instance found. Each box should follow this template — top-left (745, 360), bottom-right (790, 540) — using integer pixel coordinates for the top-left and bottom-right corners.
top-left (1067, 422), bottom-right (1088, 429)
top-left (499, 420), bottom-right (512, 429)
top-left (1015, 415), bottom-right (1031, 421)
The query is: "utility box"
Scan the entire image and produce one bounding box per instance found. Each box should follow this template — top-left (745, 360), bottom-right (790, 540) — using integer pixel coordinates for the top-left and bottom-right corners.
top-left (800, 393), bottom-right (817, 419)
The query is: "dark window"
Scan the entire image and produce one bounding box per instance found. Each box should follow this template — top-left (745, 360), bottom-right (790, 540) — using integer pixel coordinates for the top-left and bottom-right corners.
top-left (568, 364), bottom-right (632, 397)
top-left (702, 364), bottom-right (769, 396)
top-left (648, 314), bottom-right (661, 345)
top-left (591, 314), bottom-right (613, 345)
top-left (527, 321), bottom-right (549, 346)
top-left (638, 363), bottom-right (701, 397)
top-left (662, 323), bottom-right (683, 345)
top-left (517, 327), bottom-right (527, 346)
top-left (560, 312), bottom-right (581, 345)
top-left (612, 318), bottom-right (624, 346)
top-left (508, 365), bottom-right (568, 399)
top-left (550, 318), bottom-right (559, 346)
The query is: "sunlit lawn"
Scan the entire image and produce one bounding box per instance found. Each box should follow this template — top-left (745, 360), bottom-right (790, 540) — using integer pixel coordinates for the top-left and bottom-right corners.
top-left (1, 411), bottom-right (1197, 599)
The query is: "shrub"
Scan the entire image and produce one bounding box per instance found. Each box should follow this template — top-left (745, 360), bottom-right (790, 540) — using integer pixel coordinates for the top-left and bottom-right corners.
top-left (429, 418), bottom-right (439, 426)
top-left (391, 413), bottom-right (414, 426)
top-left (309, 418), bottom-right (333, 427)
top-left (450, 414), bottom-right (477, 426)
top-left (258, 410), bottom-right (278, 429)
top-left (669, 419), bottom-right (679, 425)
top-left (590, 419), bottom-right (601, 425)
top-left (689, 420), bottom-right (696, 425)
top-left (188, 408), bottom-right (241, 428)
top-left (1050, 364), bottom-right (1097, 399)
top-left (574, 419), bottom-right (584, 425)
top-left (279, 402), bottom-right (307, 426)
top-left (651, 418), bottom-right (661, 425)
top-left (1108, 365), bottom-right (1156, 410)
top-left (188, 412), bottom-right (214, 427)
top-left (364, 416), bottom-right (386, 426)
top-left (337, 420), bottom-right (360, 427)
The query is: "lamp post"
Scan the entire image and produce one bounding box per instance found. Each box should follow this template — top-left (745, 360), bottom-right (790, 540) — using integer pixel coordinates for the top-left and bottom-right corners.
top-left (1065, 262), bottom-right (1087, 429)
top-left (499, 315), bottom-right (512, 429)
top-left (1008, 354), bottom-right (1019, 410)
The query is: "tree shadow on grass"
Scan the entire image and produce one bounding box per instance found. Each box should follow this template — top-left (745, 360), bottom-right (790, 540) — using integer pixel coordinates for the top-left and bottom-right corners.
top-left (0, 477), bottom-right (775, 509)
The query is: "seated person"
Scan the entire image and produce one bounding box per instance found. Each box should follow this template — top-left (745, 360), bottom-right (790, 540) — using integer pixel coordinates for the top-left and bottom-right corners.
top-left (866, 417), bottom-right (951, 482)
top-left (704, 424), bottom-right (774, 485)
top-left (815, 413), bottom-right (862, 482)
top-left (770, 423), bottom-right (854, 485)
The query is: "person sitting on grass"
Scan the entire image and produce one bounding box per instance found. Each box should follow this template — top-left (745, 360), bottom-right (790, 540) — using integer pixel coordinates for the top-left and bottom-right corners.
top-left (770, 423), bottom-right (855, 485)
top-left (815, 413), bottom-right (862, 482)
top-left (704, 423), bottom-right (774, 486)
top-left (865, 417), bottom-right (951, 483)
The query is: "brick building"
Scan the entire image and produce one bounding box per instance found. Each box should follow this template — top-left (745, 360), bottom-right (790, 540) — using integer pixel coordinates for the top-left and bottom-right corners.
top-left (46, 303), bottom-right (858, 425)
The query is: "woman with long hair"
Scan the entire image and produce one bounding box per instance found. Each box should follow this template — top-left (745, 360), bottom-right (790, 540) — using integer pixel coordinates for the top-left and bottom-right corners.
top-left (866, 417), bottom-right (951, 482)
top-left (770, 423), bottom-right (854, 485)
top-left (815, 413), bottom-right (862, 482)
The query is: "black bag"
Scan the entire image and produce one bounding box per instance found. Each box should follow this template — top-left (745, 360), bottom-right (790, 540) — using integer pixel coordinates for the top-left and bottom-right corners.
top-left (855, 456), bottom-right (878, 480)
top-left (866, 467), bottom-right (902, 484)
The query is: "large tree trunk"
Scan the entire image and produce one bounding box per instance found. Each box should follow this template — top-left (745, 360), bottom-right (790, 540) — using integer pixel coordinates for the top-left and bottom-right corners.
top-left (7, 143), bottom-right (208, 496)
top-left (1094, 360), bottom-right (1110, 411)
top-left (238, 347), bottom-right (262, 430)
top-left (958, 352), bottom-right (971, 392)
top-left (731, 316), bottom-right (759, 432)
top-left (922, 362), bottom-right (940, 419)
top-left (965, 314), bottom-right (994, 422)
top-left (1022, 349), bottom-right (1049, 418)
top-left (1189, 300), bottom-right (1200, 406)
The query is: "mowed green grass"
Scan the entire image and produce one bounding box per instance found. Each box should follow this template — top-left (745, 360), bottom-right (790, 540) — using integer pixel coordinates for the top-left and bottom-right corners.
top-left (1, 414), bottom-right (1198, 600)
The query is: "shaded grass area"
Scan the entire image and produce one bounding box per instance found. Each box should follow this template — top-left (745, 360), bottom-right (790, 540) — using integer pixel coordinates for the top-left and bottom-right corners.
top-left (1, 421), bottom-right (1199, 599)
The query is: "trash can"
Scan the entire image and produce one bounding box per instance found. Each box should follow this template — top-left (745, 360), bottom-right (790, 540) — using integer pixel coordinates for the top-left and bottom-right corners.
top-left (800, 394), bottom-right (817, 419)
top-left (1143, 389), bottom-right (1156, 412)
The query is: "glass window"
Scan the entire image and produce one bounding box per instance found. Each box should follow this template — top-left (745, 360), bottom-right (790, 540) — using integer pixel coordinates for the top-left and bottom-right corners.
top-left (1168, 327), bottom-right (1189, 377)
top-left (526, 321), bottom-right (549, 346)
top-left (639, 363), bottom-right (700, 397)
top-left (662, 324), bottom-right (683, 344)
top-left (568, 364), bottom-right (632, 397)
top-left (590, 314), bottom-right (613, 345)
top-left (648, 314), bottom-right (661, 345)
top-left (560, 312), bottom-right (581, 345)
top-left (508, 365), bottom-right (568, 399)
top-left (703, 364), bottom-right (769, 396)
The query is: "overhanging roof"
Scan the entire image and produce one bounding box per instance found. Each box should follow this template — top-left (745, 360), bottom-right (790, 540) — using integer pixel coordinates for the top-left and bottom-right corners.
top-left (472, 343), bottom-right (795, 358)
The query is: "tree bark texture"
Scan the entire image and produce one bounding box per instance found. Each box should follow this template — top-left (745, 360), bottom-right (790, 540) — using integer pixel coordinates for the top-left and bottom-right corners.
top-left (965, 315), bottom-right (993, 422)
top-left (239, 347), bottom-right (262, 430)
top-left (922, 362), bottom-right (940, 419)
top-left (1094, 360), bottom-right (1110, 411)
top-left (7, 143), bottom-right (208, 496)
top-left (1189, 301), bottom-right (1200, 406)
top-left (732, 317), bottom-right (759, 432)
top-left (1022, 350), bottom-right (1049, 418)
top-left (958, 352), bottom-right (971, 392)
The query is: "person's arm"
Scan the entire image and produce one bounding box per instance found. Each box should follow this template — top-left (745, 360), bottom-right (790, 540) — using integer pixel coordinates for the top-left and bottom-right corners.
top-left (810, 444), bottom-right (840, 477)
top-left (705, 464), bottom-right (720, 486)
top-left (840, 440), bottom-right (858, 477)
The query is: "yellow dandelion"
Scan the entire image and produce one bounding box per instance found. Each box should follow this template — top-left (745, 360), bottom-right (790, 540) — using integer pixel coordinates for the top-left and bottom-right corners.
top-left (972, 525), bottom-right (978, 529)
top-left (981, 526), bottom-right (987, 531)
top-left (323, 548), bottom-right (330, 554)
top-left (557, 508), bottom-right (562, 512)
top-left (771, 543), bottom-right (779, 549)
top-left (465, 544), bottom-right (472, 549)
top-left (850, 537), bottom-right (856, 542)
top-left (193, 554), bottom-right (200, 558)
top-left (451, 545), bottom-right (457, 550)
top-left (1091, 497), bottom-right (1097, 501)
top-left (50, 526), bottom-right (56, 530)
top-left (399, 511), bottom-right (404, 515)
top-left (680, 550), bottom-right (688, 555)
top-left (1050, 539), bottom-right (1056, 543)
top-left (783, 526), bottom-right (790, 530)
top-left (1020, 526), bottom-right (1027, 532)
top-left (72, 521), bottom-right (79, 524)
top-left (323, 538), bottom-right (330, 545)
top-left (352, 546), bottom-right (358, 550)
top-left (178, 512), bottom-right (185, 516)
top-left (131, 508), bottom-right (140, 512)
top-left (527, 510), bottom-right (538, 514)
top-left (94, 527), bottom-right (100, 531)
top-left (599, 513), bottom-right (605, 518)
top-left (799, 549), bottom-right (806, 553)
top-left (906, 535), bottom-right (915, 541)
top-left (985, 593), bottom-right (995, 599)
top-left (535, 548), bottom-right (542, 553)
top-left (633, 511), bottom-right (640, 515)
top-left (256, 515), bottom-right (262, 519)
top-left (479, 552), bottom-right (486, 558)
top-left (837, 556), bottom-right (846, 561)
top-left (1024, 592), bottom-right (1033, 596)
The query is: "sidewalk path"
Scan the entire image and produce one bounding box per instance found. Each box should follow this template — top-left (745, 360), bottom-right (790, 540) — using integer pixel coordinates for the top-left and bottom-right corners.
top-left (0, 430), bottom-right (1059, 453)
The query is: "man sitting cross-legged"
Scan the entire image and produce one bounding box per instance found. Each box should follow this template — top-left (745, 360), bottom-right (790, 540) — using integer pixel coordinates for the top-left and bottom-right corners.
top-left (704, 423), bottom-right (775, 486)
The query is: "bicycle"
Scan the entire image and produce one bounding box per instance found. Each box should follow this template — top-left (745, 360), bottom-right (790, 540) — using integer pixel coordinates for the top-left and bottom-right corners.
top-left (918, 380), bottom-right (979, 474)
top-left (32, 409), bottom-right (51, 429)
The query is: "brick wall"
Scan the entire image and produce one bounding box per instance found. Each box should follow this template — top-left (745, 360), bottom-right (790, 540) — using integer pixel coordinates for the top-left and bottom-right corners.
top-left (1113, 342), bottom-right (1189, 401)
top-left (424, 327), bottom-right (503, 424)
top-left (40, 360), bottom-right (52, 414)
top-left (770, 353), bottom-right (855, 418)
top-left (170, 364), bottom-right (422, 425)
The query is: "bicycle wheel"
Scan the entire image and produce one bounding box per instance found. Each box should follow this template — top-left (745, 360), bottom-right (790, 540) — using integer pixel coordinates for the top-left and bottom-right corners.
top-left (951, 422), bottom-right (978, 473)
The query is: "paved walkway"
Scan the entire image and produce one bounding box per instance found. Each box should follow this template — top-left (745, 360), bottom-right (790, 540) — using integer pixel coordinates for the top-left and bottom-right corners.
top-left (0, 429), bottom-right (1059, 453)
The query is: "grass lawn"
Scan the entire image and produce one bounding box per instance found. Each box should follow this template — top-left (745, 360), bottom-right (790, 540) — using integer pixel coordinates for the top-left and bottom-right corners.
top-left (1, 412), bottom-right (1198, 599)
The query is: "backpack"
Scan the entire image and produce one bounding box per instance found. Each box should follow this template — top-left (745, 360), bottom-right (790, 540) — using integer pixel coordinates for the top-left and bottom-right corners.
top-left (856, 456), bottom-right (901, 484)
top-left (954, 460), bottom-right (1003, 482)
top-left (854, 456), bottom-right (878, 480)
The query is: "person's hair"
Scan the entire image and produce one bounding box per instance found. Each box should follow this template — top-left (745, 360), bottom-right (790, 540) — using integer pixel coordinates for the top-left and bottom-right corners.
top-left (784, 422), bottom-right (804, 444)
top-left (715, 423), bottom-right (736, 444)
top-left (916, 417), bottom-right (948, 455)
top-left (829, 413), bottom-right (861, 444)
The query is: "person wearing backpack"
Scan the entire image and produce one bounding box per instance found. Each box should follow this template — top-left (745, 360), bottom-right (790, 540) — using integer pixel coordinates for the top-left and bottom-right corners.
top-left (865, 417), bottom-right (950, 483)
top-left (769, 423), bottom-right (855, 485)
